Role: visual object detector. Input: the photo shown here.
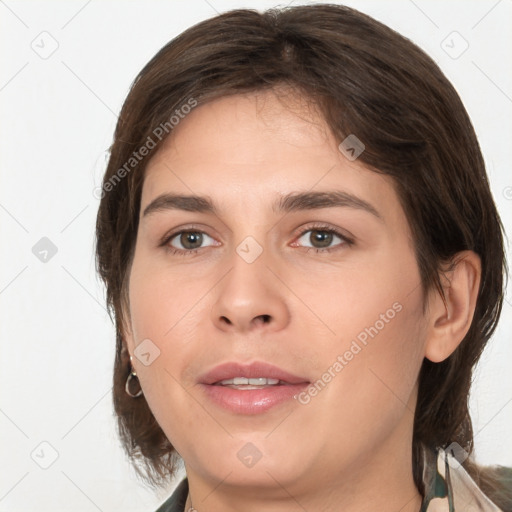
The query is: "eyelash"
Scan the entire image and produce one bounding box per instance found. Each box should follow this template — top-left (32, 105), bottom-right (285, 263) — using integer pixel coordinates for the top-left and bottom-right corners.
top-left (160, 223), bottom-right (354, 257)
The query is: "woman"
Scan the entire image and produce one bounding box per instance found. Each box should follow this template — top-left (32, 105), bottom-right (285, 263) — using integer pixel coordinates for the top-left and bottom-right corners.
top-left (95, 4), bottom-right (511, 511)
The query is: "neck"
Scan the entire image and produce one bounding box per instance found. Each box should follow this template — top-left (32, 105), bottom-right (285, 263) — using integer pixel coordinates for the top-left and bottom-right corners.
top-left (184, 481), bottom-right (421, 512)
top-left (182, 443), bottom-right (422, 512)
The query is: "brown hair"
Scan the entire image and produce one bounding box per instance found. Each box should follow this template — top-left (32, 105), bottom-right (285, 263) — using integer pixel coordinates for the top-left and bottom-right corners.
top-left (95, 3), bottom-right (510, 505)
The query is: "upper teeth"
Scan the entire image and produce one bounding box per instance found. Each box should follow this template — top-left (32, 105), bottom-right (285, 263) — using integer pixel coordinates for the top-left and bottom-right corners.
top-left (218, 377), bottom-right (280, 386)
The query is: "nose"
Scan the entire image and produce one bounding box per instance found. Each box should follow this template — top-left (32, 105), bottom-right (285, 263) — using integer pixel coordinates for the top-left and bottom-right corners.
top-left (210, 248), bottom-right (290, 334)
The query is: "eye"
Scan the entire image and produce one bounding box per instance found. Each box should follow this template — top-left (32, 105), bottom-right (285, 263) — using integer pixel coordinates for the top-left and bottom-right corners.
top-left (165, 230), bottom-right (218, 254)
top-left (160, 224), bottom-right (353, 257)
top-left (293, 225), bottom-right (353, 253)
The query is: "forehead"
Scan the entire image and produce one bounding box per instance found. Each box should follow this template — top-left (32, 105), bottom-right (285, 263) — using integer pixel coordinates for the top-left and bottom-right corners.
top-left (140, 90), bottom-right (404, 229)
top-left (154, 90), bottom-right (335, 170)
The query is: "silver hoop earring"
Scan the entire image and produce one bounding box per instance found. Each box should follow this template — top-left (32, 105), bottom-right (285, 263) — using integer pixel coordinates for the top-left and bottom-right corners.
top-left (125, 368), bottom-right (143, 398)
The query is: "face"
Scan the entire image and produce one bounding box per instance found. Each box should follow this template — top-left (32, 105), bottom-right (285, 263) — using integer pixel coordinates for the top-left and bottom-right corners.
top-left (124, 90), bottom-right (430, 498)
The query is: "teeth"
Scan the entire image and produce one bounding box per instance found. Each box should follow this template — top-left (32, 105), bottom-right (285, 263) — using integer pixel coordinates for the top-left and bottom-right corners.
top-left (218, 377), bottom-right (280, 386)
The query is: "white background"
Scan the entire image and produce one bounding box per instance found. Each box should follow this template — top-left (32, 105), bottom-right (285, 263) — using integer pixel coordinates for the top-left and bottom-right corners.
top-left (1, 1), bottom-right (511, 510)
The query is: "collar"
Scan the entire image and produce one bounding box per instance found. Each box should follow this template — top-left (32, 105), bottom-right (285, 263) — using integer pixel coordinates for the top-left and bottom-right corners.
top-left (421, 445), bottom-right (503, 511)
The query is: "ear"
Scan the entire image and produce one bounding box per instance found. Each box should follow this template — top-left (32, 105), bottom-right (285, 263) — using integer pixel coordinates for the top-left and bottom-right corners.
top-left (424, 251), bottom-right (481, 363)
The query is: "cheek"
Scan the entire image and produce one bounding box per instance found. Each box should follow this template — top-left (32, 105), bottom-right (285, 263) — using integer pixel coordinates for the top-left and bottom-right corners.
top-left (126, 254), bottom-right (216, 431)
top-left (319, 285), bottom-right (427, 427)
top-left (299, 248), bottom-right (427, 425)
top-left (292, 294), bottom-right (427, 471)
top-left (295, 249), bottom-right (424, 361)
top-left (364, 297), bottom-right (427, 385)
top-left (127, 251), bottom-right (211, 345)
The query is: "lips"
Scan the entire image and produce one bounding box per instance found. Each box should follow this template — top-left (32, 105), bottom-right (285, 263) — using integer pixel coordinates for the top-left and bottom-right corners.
top-left (198, 361), bottom-right (309, 386)
top-left (198, 361), bottom-right (310, 414)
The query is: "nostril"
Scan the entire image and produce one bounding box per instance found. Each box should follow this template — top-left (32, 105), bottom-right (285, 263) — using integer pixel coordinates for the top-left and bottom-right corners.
top-left (220, 316), bottom-right (232, 325)
top-left (219, 315), bottom-right (270, 326)
top-left (257, 314), bottom-right (271, 324)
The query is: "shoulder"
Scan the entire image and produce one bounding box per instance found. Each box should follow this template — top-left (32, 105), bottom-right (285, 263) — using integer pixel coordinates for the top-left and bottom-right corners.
top-left (479, 466), bottom-right (512, 512)
top-left (154, 477), bottom-right (189, 512)
top-left (422, 445), bottom-right (512, 512)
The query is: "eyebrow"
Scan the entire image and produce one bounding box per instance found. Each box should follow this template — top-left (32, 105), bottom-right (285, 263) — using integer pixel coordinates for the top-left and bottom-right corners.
top-left (142, 191), bottom-right (382, 220)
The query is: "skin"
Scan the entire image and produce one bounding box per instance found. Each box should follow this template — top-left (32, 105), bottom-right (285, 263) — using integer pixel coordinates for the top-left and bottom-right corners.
top-left (123, 89), bottom-right (481, 512)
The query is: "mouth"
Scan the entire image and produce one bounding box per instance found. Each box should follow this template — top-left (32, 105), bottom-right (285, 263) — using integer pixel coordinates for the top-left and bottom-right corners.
top-left (198, 361), bottom-right (310, 415)
top-left (212, 376), bottom-right (290, 389)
